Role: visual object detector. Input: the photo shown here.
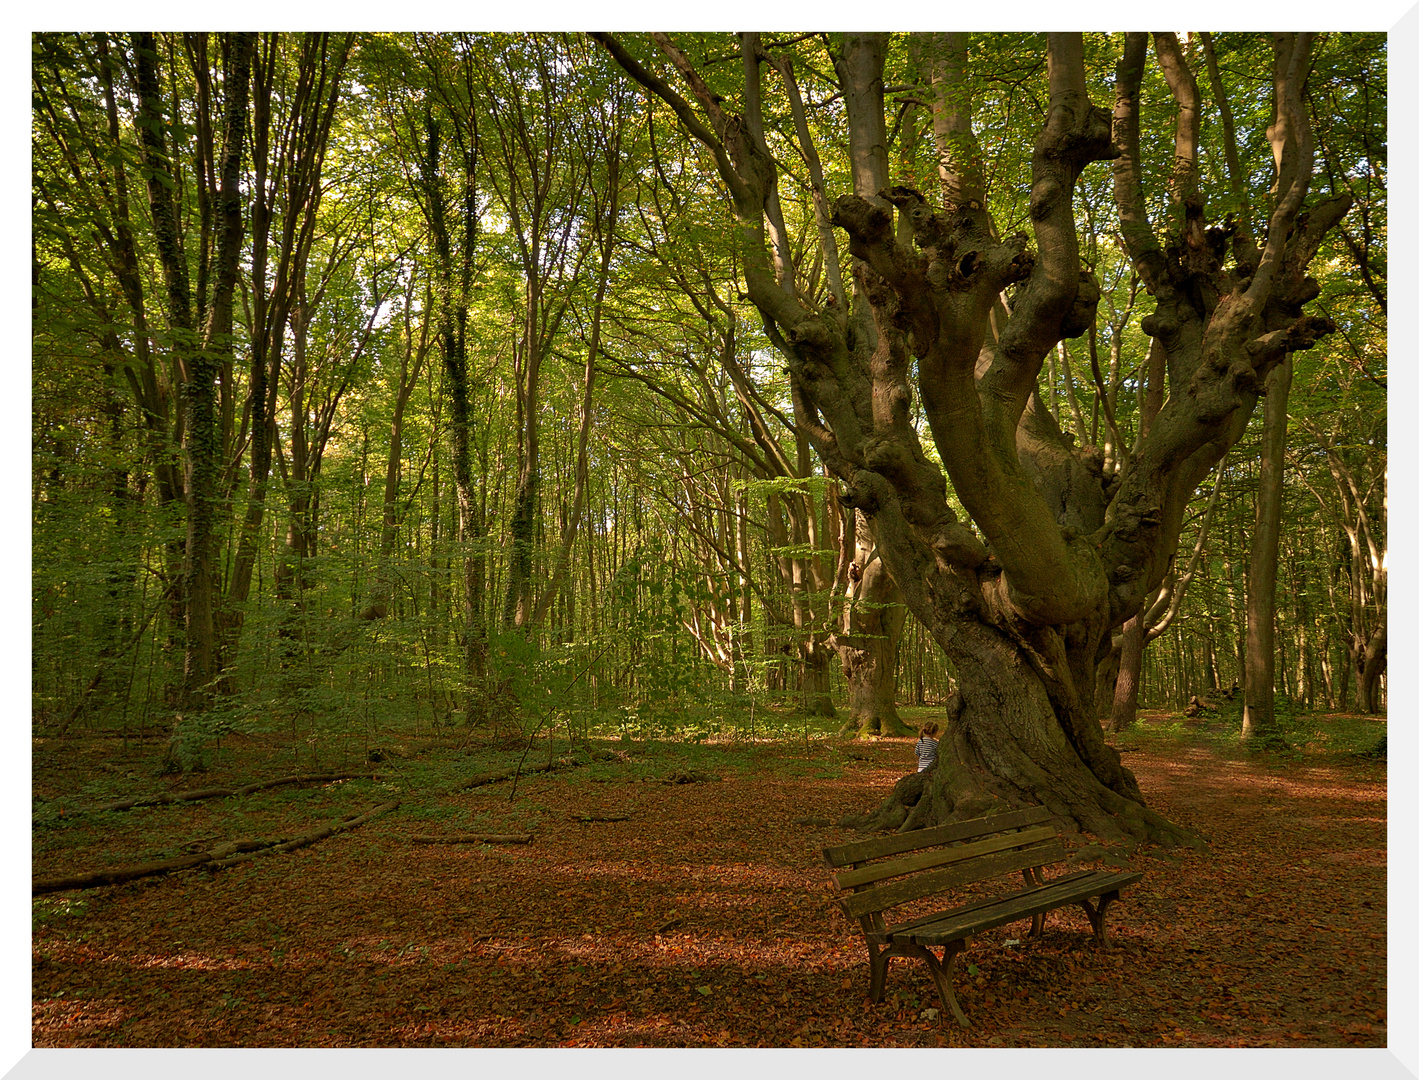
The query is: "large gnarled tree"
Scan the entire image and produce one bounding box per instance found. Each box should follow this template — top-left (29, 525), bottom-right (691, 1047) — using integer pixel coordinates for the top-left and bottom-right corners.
top-left (598, 31), bottom-right (1349, 845)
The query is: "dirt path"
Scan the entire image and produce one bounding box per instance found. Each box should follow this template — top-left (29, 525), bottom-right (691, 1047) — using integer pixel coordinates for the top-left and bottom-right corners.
top-left (31, 731), bottom-right (1385, 1047)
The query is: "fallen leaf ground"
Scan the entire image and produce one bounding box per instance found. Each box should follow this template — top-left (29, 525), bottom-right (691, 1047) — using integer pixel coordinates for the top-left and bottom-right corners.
top-left (32, 714), bottom-right (1386, 1048)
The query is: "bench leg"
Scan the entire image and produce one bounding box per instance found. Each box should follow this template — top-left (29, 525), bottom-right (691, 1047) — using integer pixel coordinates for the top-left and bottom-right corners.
top-left (1022, 868), bottom-right (1045, 938)
top-left (919, 940), bottom-right (970, 1027)
top-left (1079, 890), bottom-right (1121, 945)
top-left (867, 943), bottom-right (891, 1003)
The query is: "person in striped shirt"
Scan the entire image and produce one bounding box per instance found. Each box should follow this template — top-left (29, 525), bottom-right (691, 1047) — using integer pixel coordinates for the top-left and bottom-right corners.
top-left (915, 722), bottom-right (940, 773)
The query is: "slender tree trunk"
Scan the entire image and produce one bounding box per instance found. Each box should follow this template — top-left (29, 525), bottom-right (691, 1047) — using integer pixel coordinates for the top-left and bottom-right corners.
top-left (1108, 614), bottom-right (1146, 732)
top-left (530, 116), bottom-right (622, 628)
top-left (1243, 357), bottom-right (1293, 741)
top-left (837, 513), bottom-right (909, 736)
top-left (362, 285), bottom-right (431, 621)
top-left (227, 34), bottom-right (349, 646)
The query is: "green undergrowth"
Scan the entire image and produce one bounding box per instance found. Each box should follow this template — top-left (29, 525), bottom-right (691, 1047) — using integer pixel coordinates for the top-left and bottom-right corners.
top-left (1125, 705), bottom-right (1386, 762)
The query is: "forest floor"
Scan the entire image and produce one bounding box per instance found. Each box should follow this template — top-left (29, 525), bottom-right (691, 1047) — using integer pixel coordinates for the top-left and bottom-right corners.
top-left (31, 709), bottom-right (1387, 1048)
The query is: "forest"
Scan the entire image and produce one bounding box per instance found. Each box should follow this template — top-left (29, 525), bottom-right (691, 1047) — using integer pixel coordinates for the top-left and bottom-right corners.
top-left (31, 31), bottom-right (1386, 1050)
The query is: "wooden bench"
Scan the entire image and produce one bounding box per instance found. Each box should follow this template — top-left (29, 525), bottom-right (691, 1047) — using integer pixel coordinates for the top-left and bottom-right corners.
top-left (822, 805), bottom-right (1142, 1026)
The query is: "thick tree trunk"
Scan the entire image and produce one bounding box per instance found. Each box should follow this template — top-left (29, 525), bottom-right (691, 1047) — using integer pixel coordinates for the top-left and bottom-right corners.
top-left (136, 32), bottom-right (253, 722)
top-left (843, 617), bottom-right (1195, 846)
top-left (596, 30), bottom-right (1343, 849)
top-left (1356, 625), bottom-right (1386, 714)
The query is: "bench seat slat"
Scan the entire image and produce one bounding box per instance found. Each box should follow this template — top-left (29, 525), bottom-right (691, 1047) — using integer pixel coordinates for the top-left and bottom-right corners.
top-left (833, 825), bottom-right (1057, 890)
top-left (902, 870), bottom-right (1144, 947)
top-left (863, 867), bottom-right (1108, 943)
top-left (839, 840), bottom-right (1068, 920)
top-left (822, 805), bottom-right (1052, 868)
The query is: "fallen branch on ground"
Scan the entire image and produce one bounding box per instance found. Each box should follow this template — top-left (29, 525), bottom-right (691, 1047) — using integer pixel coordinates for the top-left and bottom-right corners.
top-left (84, 772), bottom-right (380, 813)
top-left (408, 833), bottom-right (533, 844)
top-left (208, 801), bottom-right (401, 868)
top-left (33, 800), bottom-right (400, 894)
top-left (449, 757), bottom-right (582, 793)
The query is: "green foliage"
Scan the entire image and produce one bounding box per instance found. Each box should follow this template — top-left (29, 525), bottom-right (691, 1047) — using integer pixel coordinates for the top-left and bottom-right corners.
top-left (31, 31), bottom-right (1386, 772)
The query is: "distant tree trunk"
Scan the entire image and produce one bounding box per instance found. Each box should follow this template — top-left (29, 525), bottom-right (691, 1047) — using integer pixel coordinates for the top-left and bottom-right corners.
top-left (274, 297), bottom-right (317, 609)
top-left (1107, 335), bottom-right (1166, 732)
top-left (1108, 613), bottom-right (1146, 732)
top-left (362, 279), bottom-right (432, 621)
top-left (531, 103), bottom-right (623, 629)
top-left (838, 514), bottom-right (908, 736)
top-left (1357, 625), bottom-right (1386, 714)
top-left (798, 639), bottom-right (836, 718)
top-left (1243, 356), bottom-right (1292, 741)
top-left (480, 38), bottom-right (592, 634)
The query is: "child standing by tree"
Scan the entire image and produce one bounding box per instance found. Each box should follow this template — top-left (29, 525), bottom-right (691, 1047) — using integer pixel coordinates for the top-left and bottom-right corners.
top-left (915, 722), bottom-right (940, 773)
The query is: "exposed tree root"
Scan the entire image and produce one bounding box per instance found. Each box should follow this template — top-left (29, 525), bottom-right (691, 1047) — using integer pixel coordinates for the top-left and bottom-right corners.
top-left (837, 712), bottom-right (912, 739)
top-left (840, 749), bottom-right (1206, 852)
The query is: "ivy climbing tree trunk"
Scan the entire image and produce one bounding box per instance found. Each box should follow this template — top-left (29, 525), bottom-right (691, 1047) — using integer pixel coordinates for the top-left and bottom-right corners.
top-left (413, 89), bottom-right (488, 705)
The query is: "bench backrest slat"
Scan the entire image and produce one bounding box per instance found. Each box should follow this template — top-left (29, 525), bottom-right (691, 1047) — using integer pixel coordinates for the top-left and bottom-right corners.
top-left (821, 805), bottom-right (1051, 868)
top-left (839, 839), bottom-right (1068, 920)
top-left (832, 824), bottom-right (1057, 890)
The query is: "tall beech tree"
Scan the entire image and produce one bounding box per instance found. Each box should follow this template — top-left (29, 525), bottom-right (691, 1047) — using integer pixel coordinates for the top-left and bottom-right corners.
top-left (131, 32), bottom-right (254, 713)
top-left (366, 32), bottom-right (494, 703)
top-left (598, 30), bottom-right (1350, 844)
